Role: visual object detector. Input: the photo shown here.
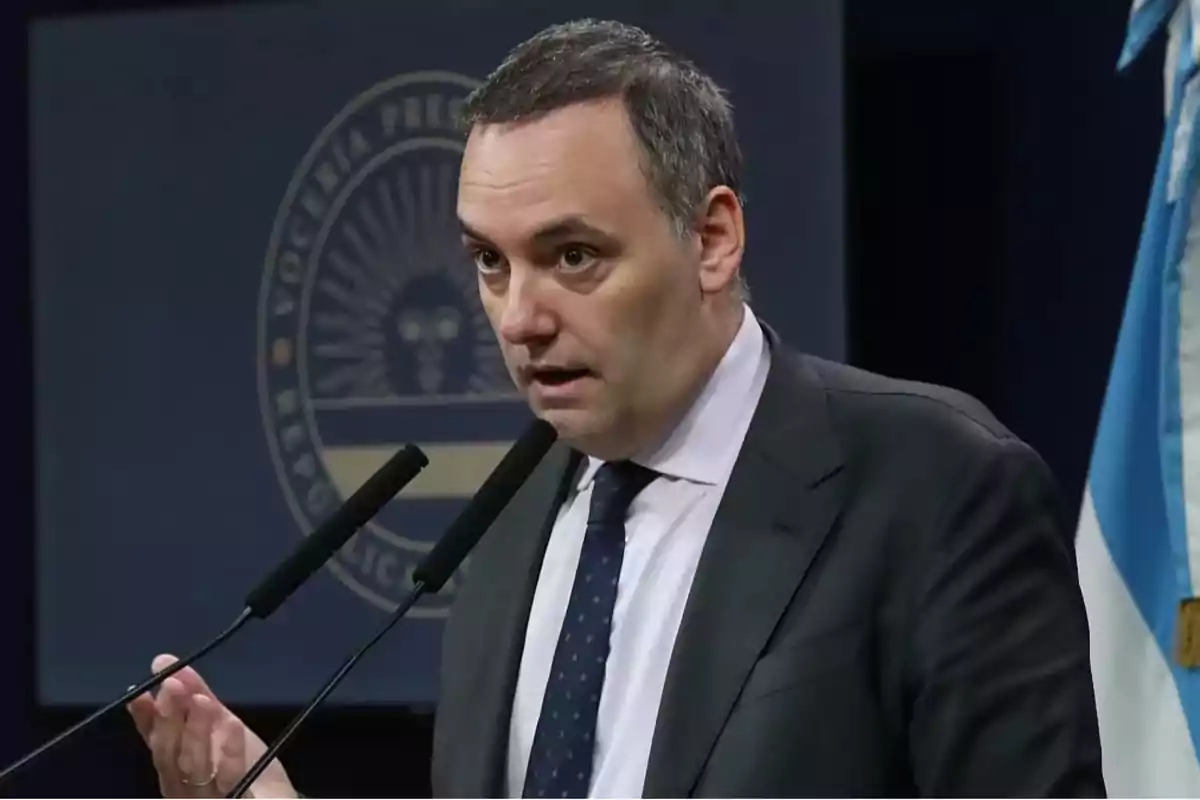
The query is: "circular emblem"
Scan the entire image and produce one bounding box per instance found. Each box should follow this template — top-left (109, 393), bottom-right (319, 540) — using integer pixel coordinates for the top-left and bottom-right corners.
top-left (257, 71), bottom-right (528, 616)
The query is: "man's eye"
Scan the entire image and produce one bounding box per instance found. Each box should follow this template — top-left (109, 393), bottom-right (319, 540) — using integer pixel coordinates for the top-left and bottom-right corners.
top-left (559, 246), bottom-right (598, 272)
top-left (472, 248), bottom-right (505, 273)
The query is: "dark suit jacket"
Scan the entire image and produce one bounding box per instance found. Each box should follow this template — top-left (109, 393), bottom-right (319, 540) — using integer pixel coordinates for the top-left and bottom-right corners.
top-left (430, 333), bottom-right (1106, 797)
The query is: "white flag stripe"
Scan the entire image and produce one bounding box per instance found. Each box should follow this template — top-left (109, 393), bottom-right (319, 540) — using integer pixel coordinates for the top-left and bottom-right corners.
top-left (1078, 490), bottom-right (1200, 795)
top-left (1178, 167), bottom-right (1200, 598)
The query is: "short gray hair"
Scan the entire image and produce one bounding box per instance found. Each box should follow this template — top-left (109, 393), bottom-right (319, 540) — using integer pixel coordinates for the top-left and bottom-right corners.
top-left (458, 18), bottom-right (749, 298)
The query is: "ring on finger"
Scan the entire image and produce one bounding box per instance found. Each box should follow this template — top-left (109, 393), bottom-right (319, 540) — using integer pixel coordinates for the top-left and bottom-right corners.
top-left (181, 764), bottom-right (217, 788)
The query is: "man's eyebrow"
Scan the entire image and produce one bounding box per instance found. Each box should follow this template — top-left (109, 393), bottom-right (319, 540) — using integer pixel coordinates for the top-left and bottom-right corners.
top-left (458, 216), bottom-right (619, 248)
top-left (458, 219), bottom-right (491, 242)
top-left (529, 216), bottom-right (619, 246)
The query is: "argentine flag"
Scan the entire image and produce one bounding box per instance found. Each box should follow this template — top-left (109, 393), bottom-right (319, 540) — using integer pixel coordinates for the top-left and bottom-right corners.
top-left (1077, 0), bottom-right (1200, 793)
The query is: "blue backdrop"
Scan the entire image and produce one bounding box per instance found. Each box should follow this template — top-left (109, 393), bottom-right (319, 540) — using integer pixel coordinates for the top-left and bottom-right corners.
top-left (29, 0), bottom-right (844, 708)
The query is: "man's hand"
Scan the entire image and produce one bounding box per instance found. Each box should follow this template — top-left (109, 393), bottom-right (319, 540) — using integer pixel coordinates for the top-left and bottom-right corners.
top-left (126, 654), bottom-right (297, 798)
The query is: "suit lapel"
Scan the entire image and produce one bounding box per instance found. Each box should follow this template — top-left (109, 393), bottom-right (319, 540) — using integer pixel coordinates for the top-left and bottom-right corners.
top-left (456, 441), bottom-right (581, 797)
top-left (642, 346), bottom-right (847, 798)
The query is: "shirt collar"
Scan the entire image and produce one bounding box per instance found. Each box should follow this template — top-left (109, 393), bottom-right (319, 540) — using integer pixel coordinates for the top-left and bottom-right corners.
top-left (575, 304), bottom-right (767, 490)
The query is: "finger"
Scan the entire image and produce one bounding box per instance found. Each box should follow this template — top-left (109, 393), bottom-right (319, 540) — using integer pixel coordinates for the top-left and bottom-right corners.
top-left (148, 677), bottom-right (187, 788)
top-left (151, 653), bottom-right (179, 676)
top-left (126, 691), bottom-right (157, 741)
top-left (215, 708), bottom-right (247, 793)
top-left (179, 694), bottom-right (216, 785)
top-left (152, 654), bottom-right (220, 703)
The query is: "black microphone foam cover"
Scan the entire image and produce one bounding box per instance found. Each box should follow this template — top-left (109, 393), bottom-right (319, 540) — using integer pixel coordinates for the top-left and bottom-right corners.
top-left (413, 418), bottom-right (557, 591)
top-left (245, 442), bottom-right (429, 617)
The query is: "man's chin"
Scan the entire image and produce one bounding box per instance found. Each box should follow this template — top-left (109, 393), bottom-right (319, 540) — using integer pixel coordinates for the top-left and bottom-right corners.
top-left (533, 407), bottom-right (603, 442)
top-left (532, 407), bottom-right (632, 460)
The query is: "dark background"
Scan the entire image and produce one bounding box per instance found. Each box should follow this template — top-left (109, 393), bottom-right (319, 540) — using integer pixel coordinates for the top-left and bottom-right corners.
top-left (0, 0), bottom-right (1160, 796)
top-left (26, 0), bottom-right (845, 710)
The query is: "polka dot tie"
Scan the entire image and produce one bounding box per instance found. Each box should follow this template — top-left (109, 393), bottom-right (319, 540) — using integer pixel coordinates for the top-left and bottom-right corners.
top-left (521, 460), bottom-right (658, 799)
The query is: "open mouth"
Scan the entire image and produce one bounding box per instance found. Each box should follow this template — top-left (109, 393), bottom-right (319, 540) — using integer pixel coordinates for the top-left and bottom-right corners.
top-left (529, 367), bottom-right (593, 387)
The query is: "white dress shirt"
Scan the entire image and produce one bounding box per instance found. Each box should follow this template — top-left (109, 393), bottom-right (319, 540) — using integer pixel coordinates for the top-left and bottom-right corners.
top-left (506, 306), bottom-right (771, 798)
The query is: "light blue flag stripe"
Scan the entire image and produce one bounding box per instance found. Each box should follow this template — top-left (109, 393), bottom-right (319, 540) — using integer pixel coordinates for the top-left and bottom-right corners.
top-left (1121, 0), bottom-right (1181, 68)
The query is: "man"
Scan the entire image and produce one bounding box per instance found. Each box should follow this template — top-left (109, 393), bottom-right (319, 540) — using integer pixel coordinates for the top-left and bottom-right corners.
top-left (127, 18), bottom-right (1106, 798)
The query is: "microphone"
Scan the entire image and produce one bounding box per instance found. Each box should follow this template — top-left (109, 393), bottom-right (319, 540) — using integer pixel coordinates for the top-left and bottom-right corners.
top-left (227, 418), bottom-right (559, 799)
top-left (0, 443), bottom-right (429, 788)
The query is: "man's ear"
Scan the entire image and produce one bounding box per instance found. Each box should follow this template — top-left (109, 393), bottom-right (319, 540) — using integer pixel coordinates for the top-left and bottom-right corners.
top-left (693, 186), bottom-right (745, 295)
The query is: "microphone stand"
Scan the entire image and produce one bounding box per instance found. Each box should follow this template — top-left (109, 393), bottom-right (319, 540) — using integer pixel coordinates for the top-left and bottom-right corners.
top-left (226, 583), bottom-right (428, 799)
top-left (0, 607), bottom-right (253, 786)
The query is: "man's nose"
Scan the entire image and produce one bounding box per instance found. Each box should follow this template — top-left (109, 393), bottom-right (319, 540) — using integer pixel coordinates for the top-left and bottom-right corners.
top-left (498, 271), bottom-right (557, 346)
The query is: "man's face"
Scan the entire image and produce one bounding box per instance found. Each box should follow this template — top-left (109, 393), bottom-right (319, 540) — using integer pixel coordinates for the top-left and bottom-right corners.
top-left (457, 98), bottom-right (708, 458)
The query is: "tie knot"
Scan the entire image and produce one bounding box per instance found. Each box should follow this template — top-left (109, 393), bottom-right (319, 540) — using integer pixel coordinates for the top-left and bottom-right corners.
top-left (588, 460), bottom-right (656, 524)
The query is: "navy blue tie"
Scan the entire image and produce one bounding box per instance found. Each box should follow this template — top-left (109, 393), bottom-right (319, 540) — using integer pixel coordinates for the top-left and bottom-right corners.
top-left (522, 460), bottom-right (657, 799)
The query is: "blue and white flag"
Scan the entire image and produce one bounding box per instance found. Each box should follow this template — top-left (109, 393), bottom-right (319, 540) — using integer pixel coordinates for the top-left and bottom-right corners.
top-left (1077, 0), bottom-right (1200, 793)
